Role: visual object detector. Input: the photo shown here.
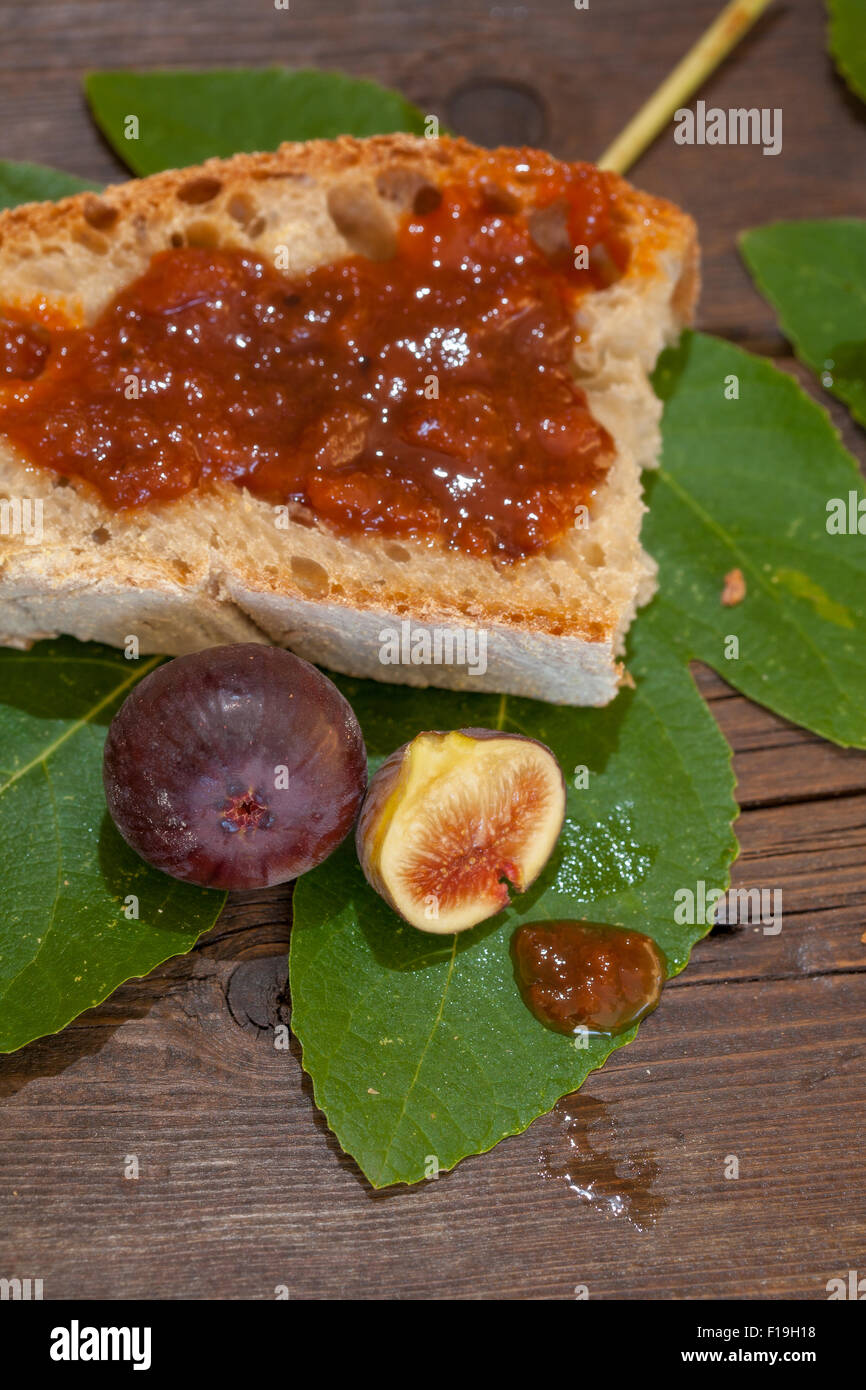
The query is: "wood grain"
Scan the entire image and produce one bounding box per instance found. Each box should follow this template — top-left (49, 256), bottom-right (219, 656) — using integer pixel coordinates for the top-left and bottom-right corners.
top-left (1, 0), bottom-right (864, 1301)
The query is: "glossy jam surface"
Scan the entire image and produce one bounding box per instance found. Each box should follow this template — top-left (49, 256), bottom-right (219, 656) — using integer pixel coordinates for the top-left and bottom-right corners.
top-left (0, 310), bottom-right (53, 381)
top-left (512, 920), bottom-right (666, 1035)
top-left (0, 155), bottom-right (626, 558)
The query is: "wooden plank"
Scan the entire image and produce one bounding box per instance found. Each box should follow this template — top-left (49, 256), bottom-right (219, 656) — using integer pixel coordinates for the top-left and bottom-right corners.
top-left (1, 0), bottom-right (864, 339)
top-left (1, 773), bottom-right (862, 1298)
top-left (1, 963), bottom-right (863, 1299)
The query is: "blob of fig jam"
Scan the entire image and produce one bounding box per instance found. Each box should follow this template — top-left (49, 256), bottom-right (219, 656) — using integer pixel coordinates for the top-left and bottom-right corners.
top-left (103, 644), bottom-right (367, 890)
top-left (512, 921), bottom-right (666, 1035)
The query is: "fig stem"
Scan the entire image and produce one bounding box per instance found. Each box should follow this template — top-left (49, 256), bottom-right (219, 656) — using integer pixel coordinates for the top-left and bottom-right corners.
top-left (597, 0), bottom-right (774, 175)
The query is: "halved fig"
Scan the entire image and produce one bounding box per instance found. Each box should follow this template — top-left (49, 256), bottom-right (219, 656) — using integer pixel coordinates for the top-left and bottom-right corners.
top-left (356, 728), bottom-right (566, 934)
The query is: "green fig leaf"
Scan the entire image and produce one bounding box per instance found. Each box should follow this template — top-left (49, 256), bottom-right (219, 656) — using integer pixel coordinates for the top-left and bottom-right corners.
top-left (0, 642), bottom-right (225, 1052)
top-left (828, 0), bottom-right (866, 104)
top-left (0, 160), bottom-right (98, 211)
top-left (85, 67), bottom-right (428, 176)
top-left (292, 331), bottom-right (866, 1186)
top-left (741, 219), bottom-right (866, 427)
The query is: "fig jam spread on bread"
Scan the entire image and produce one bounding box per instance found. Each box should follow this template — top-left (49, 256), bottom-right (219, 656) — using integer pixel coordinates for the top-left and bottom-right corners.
top-left (0, 136), bottom-right (698, 703)
top-left (0, 155), bottom-right (622, 557)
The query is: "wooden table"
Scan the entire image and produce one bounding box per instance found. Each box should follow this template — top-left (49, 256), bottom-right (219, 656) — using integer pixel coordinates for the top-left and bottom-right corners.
top-left (1, 0), bottom-right (864, 1300)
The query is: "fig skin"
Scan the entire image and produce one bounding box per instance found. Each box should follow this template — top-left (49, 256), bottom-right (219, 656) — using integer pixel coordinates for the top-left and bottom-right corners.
top-left (356, 727), bottom-right (566, 934)
top-left (103, 644), bottom-right (367, 890)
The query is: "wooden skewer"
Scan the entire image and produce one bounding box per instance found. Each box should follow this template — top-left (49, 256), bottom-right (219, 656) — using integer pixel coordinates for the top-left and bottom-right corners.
top-left (597, 0), bottom-right (775, 175)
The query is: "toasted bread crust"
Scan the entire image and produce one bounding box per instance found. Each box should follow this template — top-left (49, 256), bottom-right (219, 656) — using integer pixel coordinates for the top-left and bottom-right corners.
top-left (0, 136), bottom-right (698, 704)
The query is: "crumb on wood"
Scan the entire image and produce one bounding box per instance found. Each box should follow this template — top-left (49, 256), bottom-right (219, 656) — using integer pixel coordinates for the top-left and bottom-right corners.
top-left (721, 568), bottom-right (747, 606)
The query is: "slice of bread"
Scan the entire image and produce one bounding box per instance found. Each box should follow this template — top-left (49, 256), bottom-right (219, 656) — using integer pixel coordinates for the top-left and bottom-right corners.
top-left (0, 135), bottom-right (698, 704)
